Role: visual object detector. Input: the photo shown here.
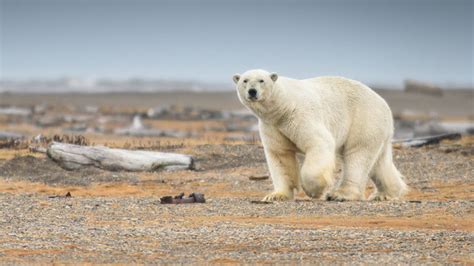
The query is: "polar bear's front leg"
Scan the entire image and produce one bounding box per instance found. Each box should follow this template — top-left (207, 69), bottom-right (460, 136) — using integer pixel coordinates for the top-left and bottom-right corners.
top-left (300, 149), bottom-right (335, 199)
top-left (299, 129), bottom-right (336, 199)
top-left (262, 148), bottom-right (299, 201)
top-left (259, 123), bottom-right (299, 201)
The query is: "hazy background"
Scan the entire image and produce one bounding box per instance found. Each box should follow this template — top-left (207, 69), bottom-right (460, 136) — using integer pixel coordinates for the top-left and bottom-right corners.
top-left (0, 0), bottom-right (473, 89)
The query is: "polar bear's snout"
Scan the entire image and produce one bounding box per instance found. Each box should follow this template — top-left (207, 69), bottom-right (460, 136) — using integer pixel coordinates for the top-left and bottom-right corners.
top-left (248, 88), bottom-right (258, 100)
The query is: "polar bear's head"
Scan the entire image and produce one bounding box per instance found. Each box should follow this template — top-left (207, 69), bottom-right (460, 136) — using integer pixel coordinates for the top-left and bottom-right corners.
top-left (233, 69), bottom-right (278, 104)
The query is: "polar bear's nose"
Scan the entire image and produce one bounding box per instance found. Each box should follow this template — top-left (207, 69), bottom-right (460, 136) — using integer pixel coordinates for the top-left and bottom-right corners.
top-left (248, 88), bottom-right (258, 98)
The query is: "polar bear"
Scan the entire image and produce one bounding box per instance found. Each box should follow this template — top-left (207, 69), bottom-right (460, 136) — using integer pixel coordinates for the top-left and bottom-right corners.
top-left (233, 69), bottom-right (407, 201)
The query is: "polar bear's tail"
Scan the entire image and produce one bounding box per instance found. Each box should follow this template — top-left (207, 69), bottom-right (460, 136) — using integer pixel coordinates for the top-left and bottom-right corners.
top-left (370, 142), bottom-right (408, 200)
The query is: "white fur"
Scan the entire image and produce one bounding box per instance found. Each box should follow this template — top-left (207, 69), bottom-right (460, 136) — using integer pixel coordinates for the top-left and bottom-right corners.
top-left (233, 69), bottom-right (407, 201)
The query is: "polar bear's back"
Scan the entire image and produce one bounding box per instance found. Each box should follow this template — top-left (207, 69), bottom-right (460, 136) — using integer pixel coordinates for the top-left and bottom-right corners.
top-left (304, 76), bottom-right (381, 102)
top-left (300, 76), bottom-right (394, 146)
top-left (303, 76), bottom-right (391, 116)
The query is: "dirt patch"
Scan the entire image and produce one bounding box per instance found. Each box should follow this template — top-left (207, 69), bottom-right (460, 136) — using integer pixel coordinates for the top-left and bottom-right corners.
top-left (3, 249), bottom-right (64, 257)
top-left (0, 179), bottom-right (264, 198)
top-left (187, 214), bottom-right (473, 231)
top-left (406, 181), bottom-right (474, 201)
top-left (186, 144), bottom-right (266, 170)
top-left (0, 155), bottom-right (139, 186)
top-left (0, 180), bottom-right (171, 197)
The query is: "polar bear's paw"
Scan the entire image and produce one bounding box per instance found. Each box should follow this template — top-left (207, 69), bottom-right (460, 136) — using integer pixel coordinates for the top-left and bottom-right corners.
top-left (262, 191), bottom-right (292, 202)
top-left (369, 192), bottom-right (398, 201)
top-left (326, 187), bottom-right (363, 202)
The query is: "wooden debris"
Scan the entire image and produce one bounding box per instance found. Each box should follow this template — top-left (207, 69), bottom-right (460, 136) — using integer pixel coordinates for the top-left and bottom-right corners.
top-left (47, 142), bottom-right (194, 171)
top-left (250, 200), bottom-right (273, 204)
top-left (160, 192), bottom-right (205, 204)
top-left (48, 192), bottom-right (72, 199)
top-left (294, 199), bottom-right (313, 203)
top-left (248, 174), bottom-right (269, 181)
top-left (393, 133), bottom-right (462, 148)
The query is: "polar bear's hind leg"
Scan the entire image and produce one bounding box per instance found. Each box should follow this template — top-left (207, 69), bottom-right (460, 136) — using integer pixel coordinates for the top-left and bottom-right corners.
top-left (327, 144), bottom-right (382, 201)
top-left (369, 144), bottom-right (408, 201)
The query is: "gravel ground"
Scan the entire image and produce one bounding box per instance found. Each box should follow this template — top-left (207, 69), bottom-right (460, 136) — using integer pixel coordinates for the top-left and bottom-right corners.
top-left (0, 195), bottom-right (472, 264)
top-left (0, 142), bottom-right (473, 264)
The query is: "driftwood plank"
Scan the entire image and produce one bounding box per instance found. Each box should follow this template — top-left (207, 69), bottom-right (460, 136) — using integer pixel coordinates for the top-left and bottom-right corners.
top-left (393, 133), bottom-right (462, 148)
top-left (47, 142), bottom-right (194, 171)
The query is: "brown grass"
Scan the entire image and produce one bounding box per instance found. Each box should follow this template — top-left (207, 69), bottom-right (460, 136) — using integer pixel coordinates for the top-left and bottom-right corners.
top-left (0, 179), bottom-right (263, 198)
top-left (0, 175), bottom-right (472, 203)
top-left (0, 149), bottom-right (43, 160)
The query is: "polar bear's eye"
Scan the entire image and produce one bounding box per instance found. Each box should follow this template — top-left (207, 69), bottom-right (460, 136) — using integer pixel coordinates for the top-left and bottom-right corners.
top-left (259, 79), bottom-right (264, 83)
top-left (243, 79), bottom-right (248, 83)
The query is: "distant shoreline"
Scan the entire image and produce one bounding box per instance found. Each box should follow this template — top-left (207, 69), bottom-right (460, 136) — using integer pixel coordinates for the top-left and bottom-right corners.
top-left (1, 90), bottom-right (472, 118)
top-left (0, 87), bottom-right (472, 94)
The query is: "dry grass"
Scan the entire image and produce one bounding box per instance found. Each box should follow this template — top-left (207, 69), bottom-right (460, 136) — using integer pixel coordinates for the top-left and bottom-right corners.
top-left (0, 174), bottom-right (472, 203)
top-left (0, 150), bottom-right (42, 160)
top-left (442, 134), bottom-right (474, 146)
top-left (0, 178), bottom-right (262, 199)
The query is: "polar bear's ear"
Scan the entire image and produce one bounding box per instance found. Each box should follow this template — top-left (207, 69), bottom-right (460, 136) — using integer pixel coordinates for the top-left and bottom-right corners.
top-left (270, 73), bottom-right (278, 82)
top-left (232, 74), bottom-right (241, 84)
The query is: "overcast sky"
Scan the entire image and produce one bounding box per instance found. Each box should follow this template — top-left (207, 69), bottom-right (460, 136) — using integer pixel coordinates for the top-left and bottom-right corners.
top-left (0, 0), bottom-right (472, 87)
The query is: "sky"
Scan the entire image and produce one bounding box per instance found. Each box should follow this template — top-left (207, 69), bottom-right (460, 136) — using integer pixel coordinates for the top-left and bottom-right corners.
top-left (0, 0), bottom-right (473, 87)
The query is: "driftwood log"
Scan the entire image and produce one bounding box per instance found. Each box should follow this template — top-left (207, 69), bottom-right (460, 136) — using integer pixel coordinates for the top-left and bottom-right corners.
top-left (393, 133), bottom-right (461, 148)
top-left (47, 142), bottom-right (194, 171)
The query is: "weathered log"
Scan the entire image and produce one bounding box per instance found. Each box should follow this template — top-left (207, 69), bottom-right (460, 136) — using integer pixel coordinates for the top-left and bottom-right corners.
top-left (248, 174), bottom-right (269, 181)
top-left (47, 142), bottom-right (194, 171)
top-left (393, 133), bottom-right (462, 148)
